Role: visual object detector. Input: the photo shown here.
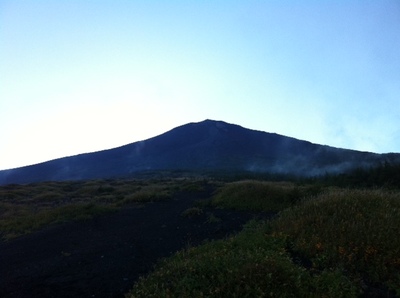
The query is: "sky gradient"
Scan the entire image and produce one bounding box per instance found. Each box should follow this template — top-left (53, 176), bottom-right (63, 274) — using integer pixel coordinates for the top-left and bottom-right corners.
top-left (1, 1), bottom-right (400, 170)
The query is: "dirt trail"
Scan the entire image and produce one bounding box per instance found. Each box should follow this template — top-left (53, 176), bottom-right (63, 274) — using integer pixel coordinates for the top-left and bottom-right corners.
top-left (0, 188), bottom-right (268, 298)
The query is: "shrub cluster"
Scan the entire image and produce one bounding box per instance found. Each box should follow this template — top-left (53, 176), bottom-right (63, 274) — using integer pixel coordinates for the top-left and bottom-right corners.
top-left (211, 180), bottom-right (321, 212)
top-left (272, 189), bottom-right (400, 295)
top-left (127, 221), bottom-right (357, 298)
top-left (127, 185), bottom-right (400, 297)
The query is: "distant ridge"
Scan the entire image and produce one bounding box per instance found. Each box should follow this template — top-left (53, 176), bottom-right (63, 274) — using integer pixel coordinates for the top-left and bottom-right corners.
top-left (0, 119), bottom-right (399, 185)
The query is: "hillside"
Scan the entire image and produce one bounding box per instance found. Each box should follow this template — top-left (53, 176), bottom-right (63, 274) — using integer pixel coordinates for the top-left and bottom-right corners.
top-left (0, 119), bottom-right (399, 185)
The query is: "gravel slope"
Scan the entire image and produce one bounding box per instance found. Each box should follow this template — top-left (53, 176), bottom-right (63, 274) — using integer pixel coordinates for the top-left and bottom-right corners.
top-left (0, 188), bottom-right (269, 298)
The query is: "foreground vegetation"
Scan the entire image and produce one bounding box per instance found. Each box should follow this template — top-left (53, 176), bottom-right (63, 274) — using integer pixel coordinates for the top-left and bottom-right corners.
top-left (210, 180), bottom-right (322, 212)
top-left (1, 169), bottom-right (399, 296)
top-left (128, 220), bottom-right (358, 297)
top-left (127, 181), bottom-right (400, 297)
top-left (0, 178), bottom-right (205, 240)
top-left (272, 189), bottom-right (400, 295)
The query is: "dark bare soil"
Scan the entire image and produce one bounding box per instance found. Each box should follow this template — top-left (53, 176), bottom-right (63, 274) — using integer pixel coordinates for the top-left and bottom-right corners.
top-left (0, 187), bottom-right (270, 298)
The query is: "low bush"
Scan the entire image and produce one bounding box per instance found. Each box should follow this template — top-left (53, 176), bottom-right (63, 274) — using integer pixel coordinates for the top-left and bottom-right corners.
top-left (118, 187), bottom-right (171, 205)
top-left (32, 191), bottom-right (64, 202)
top-left (126, 186), bottom-right (400, 297)
top-left (126, 220), bottom-right (357, 297)
top-left (181, 207), bottom-right (203, 218)
top-left (205, 213), bottom-right (221, 224)
top-left (0, 203), bottom-right (114, 240)
top-left (211, 180), bottom-right (319, 212)
top-left (272, 189), bottom-right (400, 295)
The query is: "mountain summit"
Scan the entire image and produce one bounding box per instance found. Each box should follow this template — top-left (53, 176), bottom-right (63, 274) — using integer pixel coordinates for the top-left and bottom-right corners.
top-left (0, 120), bottom-right (398, 184)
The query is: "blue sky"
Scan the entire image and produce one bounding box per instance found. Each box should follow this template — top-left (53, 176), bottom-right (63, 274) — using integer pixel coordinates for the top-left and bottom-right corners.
top-left (1, 1), bottom-right (400, 170)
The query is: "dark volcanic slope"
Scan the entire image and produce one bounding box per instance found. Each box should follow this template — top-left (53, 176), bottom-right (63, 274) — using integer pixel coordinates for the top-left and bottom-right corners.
top-left (0, 188), bottom-right (270, 298)
top-left (0, 119), bottom-right (398, 184)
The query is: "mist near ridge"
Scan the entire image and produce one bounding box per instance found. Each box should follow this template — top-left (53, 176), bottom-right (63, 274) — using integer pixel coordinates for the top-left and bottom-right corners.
top-left (0, 119), bottom-right (399, 185)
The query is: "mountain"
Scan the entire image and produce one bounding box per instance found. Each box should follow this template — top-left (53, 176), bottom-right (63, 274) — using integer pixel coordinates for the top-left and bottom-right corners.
top-left (0, 119), bottom-right (399, 185)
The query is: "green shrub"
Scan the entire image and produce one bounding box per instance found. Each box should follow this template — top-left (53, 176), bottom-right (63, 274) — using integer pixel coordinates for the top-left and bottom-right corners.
top-left (0, 203), bottom-right (114, 240)
top-left (179, 180), bottom-right (205, 192)
top-left (211, 180), bottom-right (313, 212)
top-left (126, 186), bottom-right (400, 297)
top-left (272, 189), bottom-right (400, 294)
top-left (33, 191), bottom-right (64, 202)
top-left (181, 207), bottom-right (203, 218)
top-left (126, 221), bottom-right (357, 297)
top-left (97, 184), bottom-right (116, 194)
top-left (205, 213), bottom-right (222, 223)
top-left (119, 188), bottom-right (171, 205)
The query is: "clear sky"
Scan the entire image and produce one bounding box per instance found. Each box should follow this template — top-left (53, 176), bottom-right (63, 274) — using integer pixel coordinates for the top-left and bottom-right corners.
top-left (1, 1), bottom-right (400, 170)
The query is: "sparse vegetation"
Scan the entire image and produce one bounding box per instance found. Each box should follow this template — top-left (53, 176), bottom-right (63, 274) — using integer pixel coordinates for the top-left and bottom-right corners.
top-left (272, 188), bottom-right (400, 295)
top-left (0, 178), bottom-right (207, 240)
top-left (0, 203), bottom-right (113, 240)
top-left (211, 180), bottom-right (322, 212)
top-left (126, 180), bottom-right (400, 297)
top-left (181, 207), bottom-right (203, 218)
top-left (2, 172), bottom-right (400, 296)
top-left (126, 220), bottom-right (357, 298)
top-left (205, 213), bottom-right (221, 224)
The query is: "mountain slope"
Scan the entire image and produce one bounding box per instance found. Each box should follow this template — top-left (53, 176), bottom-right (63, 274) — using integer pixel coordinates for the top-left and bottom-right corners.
top-left (0, 119), bottom-right (398, 185)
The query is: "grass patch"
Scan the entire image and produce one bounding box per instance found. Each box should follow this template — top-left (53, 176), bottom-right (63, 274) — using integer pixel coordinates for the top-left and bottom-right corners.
top-left (0, 177), bottom-right (195, 239)
top-left (271, 189), bottom-right (400, 295)
top-left (117, 185), bottom-right (172, 205)
top-left (211, 180), bottom-right (321, 212)
top-left (178, 180), bottom-right (206, 192)
top-left (0, 203), bottom-right (114, 240)
top-left (181, 207), bottom-right (203, 218)
top-left (126, 220), bottom-right (357, 297)
top-left (32, 191), bottom-right (65, 202)
top-left (205, 213), bottom-right (221, 224)
top-left (126, 186), bottom-right (400, 297)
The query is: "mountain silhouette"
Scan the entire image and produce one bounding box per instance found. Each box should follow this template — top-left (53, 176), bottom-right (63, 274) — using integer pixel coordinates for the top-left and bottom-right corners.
top-left (0, 119), bottom-right (399, 185)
